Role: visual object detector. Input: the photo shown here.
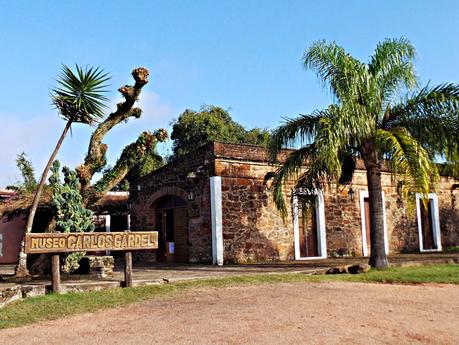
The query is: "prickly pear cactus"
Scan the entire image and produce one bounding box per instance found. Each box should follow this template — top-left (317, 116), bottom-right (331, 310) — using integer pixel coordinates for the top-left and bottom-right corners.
top-left (49, 161), bottom-right (95, 272)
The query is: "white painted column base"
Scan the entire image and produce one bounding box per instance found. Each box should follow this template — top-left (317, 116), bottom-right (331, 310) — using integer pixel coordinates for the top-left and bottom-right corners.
top-left (210, 176), bottom-right (223, 265)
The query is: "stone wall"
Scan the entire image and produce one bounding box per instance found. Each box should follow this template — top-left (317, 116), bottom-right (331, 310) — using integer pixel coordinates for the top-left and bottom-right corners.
top-left (129, 143), bottom-right (215, 263)
top-left (130, 142), bottom-right (459, 264)
top-left (436, 178), bottom-right (459, 248)
top-left (213, 143), bottom-right (459, 262)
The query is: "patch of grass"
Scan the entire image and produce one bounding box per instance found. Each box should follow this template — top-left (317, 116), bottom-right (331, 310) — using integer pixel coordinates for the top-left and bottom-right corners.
top-left (0, 264), bottom-right (457, 330)
top-left (324, 264), bottom-right (459, 284)
top-left (445, 246), bottom-right (459, 253)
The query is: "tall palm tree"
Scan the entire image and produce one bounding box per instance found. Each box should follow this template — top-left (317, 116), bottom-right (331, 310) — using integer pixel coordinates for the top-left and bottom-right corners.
top-left (16, 65), bottom-right (109, 276)
top-left (268, 38), bottom-right (459, 268)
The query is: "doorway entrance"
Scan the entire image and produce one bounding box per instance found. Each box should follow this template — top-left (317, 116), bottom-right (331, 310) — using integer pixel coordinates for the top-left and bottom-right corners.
top-left (154, 195), bottom-right (189, 262)
top-left (416, 193), bottom-right (441, 252)
top-left (293, 192), bottom-right (327, 260)
top-left (298, 206), bottom-right (318, 257)
top-left (359, 190), bottom-right (389, 257)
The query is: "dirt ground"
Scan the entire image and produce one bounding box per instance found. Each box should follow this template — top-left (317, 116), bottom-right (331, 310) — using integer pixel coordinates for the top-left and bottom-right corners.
top-left (1, 281), bottom-right (458, 345)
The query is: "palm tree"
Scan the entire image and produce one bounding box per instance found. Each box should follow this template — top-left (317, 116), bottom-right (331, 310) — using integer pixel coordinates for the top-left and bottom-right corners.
top-left (268, 38), bottom-right (459, 268)
top-left (16, 65), bottom-right (109, 276)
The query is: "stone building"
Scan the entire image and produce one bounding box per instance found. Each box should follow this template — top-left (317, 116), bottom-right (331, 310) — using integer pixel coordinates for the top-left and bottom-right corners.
top-left (129, 142), bottom-right (459, 264)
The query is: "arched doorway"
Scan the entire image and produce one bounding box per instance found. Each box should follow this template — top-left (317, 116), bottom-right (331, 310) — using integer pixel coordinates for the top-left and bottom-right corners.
top-left (153, 195), bottom-right (189, 262)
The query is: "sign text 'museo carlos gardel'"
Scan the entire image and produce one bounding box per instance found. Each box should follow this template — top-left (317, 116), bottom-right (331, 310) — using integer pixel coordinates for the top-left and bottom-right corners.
top-left (25, 231), bottom-right (158, 254)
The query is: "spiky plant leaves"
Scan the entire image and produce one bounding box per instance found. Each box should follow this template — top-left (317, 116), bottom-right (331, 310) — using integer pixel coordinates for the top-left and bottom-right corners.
top-left (52, 65), bottom-right (110, 124)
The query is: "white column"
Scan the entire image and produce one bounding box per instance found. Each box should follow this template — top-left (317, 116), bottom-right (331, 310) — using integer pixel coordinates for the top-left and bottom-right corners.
top-left (210, 176), bottom-right (223, 266)
top-left (431, 194), bottom-right (442, 251)
top-left (316, 192), bottom-right (327, 258)
top-left (105, 215), bottom-right (111, 256)
top-left (105, 215), bottom-right (111, 232)
top-left (292, 195), bottom-right (300, 260)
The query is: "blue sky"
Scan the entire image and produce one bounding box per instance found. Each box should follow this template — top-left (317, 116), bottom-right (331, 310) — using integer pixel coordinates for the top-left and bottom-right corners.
top-left (1, 0), bottom-right (459, 186)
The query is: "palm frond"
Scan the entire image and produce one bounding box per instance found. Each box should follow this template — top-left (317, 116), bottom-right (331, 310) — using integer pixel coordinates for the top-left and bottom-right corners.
top-left (271, 112), bottom-right (348, 218)
top-left (303, 40), bottom-right (369, 103)
top-left (366, 38), bottom-right (417, 124)
top-left (369, 38), bottom-right (417, 85)
top-left (375, 128), bottom-right (436, 200)
top-left (268, 110), bottom-right (327, 162)
top-left (52, 64), bottom-right (110, 124)
top-left (271, 144), bottom-right (317, 217)
top-left (384, 83), bottom-right (459, 158)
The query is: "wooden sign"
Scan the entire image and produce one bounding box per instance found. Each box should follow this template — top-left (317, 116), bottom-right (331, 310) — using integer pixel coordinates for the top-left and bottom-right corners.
top-left (25, 231), bottom-right (158, 254)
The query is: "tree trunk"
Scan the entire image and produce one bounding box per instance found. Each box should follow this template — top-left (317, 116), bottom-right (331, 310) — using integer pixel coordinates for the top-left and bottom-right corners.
top-left (366, 164), bottom-right (389, 268)
top-left (76, 67), bottom-right (150, 192)
top-left (15, 120), bottom-right (73, 277)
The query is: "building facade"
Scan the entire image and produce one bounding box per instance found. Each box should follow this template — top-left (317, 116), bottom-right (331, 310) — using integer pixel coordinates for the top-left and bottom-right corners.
top-left (130, 142), bottom-right (459, 264)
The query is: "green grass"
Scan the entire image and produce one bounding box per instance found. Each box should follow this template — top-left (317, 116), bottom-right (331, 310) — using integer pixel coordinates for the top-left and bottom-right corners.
top-left (0, 264), bottom-right (458, 330)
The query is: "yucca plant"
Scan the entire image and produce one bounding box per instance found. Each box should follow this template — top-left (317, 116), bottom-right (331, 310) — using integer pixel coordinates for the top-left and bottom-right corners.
top-left (16, 65), bottom-right (109, 276)
top-left (269, 38), bottom-right (459, 268)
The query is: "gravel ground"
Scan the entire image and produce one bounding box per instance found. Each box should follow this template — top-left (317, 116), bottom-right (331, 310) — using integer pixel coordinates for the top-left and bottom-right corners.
top-left (1, 281), bottom-right (458, 345)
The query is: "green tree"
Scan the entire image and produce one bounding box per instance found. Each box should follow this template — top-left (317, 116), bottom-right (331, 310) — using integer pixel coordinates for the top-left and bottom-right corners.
top-left (89, 129), bottom-right (167, 201)
top-left (171, 105), bottom-right (269, 157)
top-left (17, 65), bottom-right (110, 276)
top-left (49, 161), bottom-right (95, 272)
top-left (269, 38), bottom-right (459, 268)
top-left (6, 152), bottom-right (37, 193)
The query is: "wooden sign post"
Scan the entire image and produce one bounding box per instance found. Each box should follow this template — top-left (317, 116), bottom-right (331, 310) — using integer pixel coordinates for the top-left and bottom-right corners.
top-left (124, 251), bottom-right (133, 287)
top-left (25, 231), bottom-right (158, 293)
top-left (51, 254), bottom-right (61, 294)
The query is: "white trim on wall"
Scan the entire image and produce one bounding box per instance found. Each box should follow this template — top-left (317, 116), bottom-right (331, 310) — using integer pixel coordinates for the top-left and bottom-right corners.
top-left (293, 191), bottom-right (327, 260)
top-left (210, 176), bottom-right (224, 265)
top-left (416, 193), bottom-right (442, 252)
top-left (359, 190), bottom-right (389, 256)
top-left (105, 215), bottom-right (111, 232)
top-left (105, 215), bottom-right (111, 255)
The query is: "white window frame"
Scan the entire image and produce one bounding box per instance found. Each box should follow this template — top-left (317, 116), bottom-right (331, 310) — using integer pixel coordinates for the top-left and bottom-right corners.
top-left (416, 193), bottom-right (442, 252)
top-left (293, 191), bottom-right (327, 260)
top-left (359, 190), bottom-right (389, 257)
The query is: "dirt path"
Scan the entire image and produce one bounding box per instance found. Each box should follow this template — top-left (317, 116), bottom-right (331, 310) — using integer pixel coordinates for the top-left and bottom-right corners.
top-left (1, 281), bottom-right (458, 345)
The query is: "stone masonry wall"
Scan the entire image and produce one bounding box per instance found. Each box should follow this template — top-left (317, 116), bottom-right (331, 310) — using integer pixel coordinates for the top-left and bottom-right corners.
top-left (129, 143), bottom-right (216, 263)
top-left (131, 142), bottom-right (459, 264)
top-left (215, 159), bottom-right (294, 262)
top-left (213, 143), bottom-right (459, 262)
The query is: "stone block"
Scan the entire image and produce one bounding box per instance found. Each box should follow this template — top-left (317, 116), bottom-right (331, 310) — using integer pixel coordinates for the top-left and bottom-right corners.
top-left (326, 266), bottom-right (349, 274)
top-left (21, 284), bottom-right (46, 298)
top-left (347, 264), bottom-right (371, 274)
top-left (0, 285), bottom-right (22, 308)
top-left (84, 255), bottom-right (115, 278)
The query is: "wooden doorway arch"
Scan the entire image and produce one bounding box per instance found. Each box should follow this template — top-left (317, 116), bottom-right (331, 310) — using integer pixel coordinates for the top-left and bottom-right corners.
top-left (153, 195), bottom-right (189, 262)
